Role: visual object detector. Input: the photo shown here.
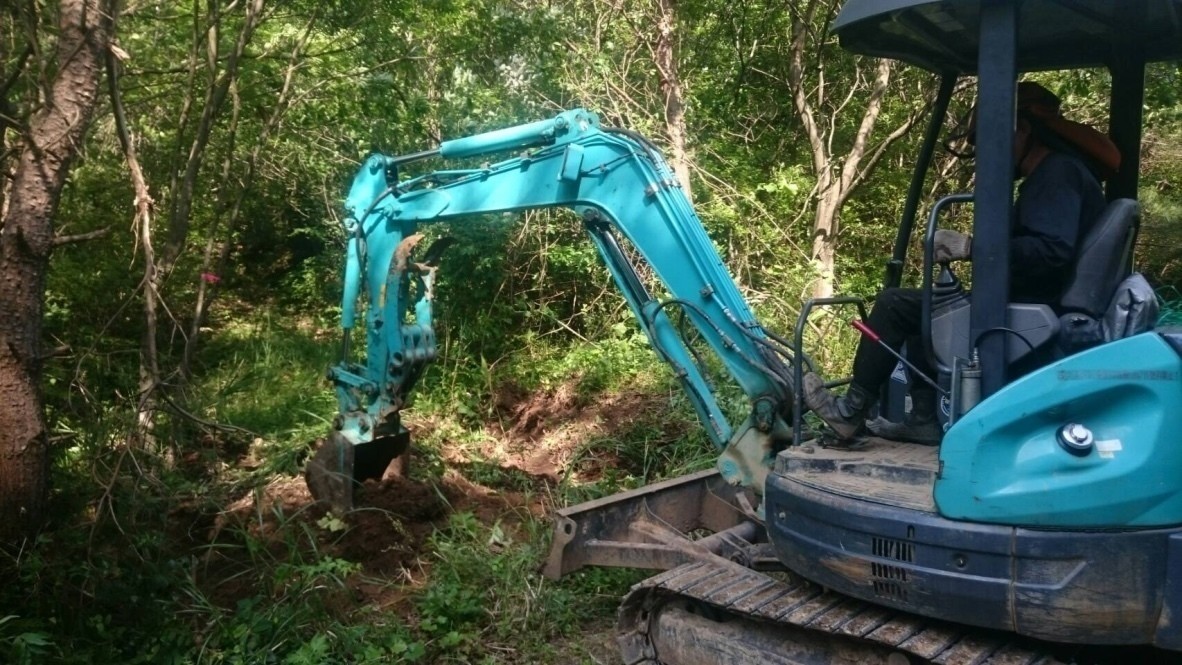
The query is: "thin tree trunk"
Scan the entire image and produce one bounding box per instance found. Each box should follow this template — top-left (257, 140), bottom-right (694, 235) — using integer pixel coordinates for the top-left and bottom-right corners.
top-left (654, 0), bottom-right (692, 200)
top-left (107, 38), bottom-right (160, 449)
top-left (131, 0), bottom-right (265, 440)
top-left (182, 15), bottom-right (315, 378)
top-left (160, 0), bottom-right (264, 275)
top-left (810, 195), bottom-right (839, 298)
top-left (0, 0), bottom-right (116, 543)
top-left (786, 0), bottom-right (907, 298)
top-left (807, 59), bottom-right (893, 298)
top-left (181, 80), bottom-right (240, 380)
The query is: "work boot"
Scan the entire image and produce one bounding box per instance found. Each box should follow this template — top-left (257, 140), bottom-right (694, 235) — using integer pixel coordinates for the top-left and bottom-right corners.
top-left (867, 390), bottom-right (943, 445)
top-left (802, 373), bottom-right (874, 440)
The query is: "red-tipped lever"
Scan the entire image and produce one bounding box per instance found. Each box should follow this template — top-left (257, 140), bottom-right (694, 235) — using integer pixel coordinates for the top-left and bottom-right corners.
top-left (849, 319), bottom-right (946, 395)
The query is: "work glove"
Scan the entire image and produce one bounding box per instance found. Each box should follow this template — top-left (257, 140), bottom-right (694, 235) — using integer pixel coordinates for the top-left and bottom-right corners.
top-left (933, 229), bottom-right (972, 263)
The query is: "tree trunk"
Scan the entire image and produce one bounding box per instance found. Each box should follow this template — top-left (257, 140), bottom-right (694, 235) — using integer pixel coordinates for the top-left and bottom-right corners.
top-left (107, 37), bottom-right (162, 449)
top-left (0, 0), bottom-right (116, 543)
top-left (160, 0), bottom-right (265, 274)
top-left (810, 194), bottom-right (839, 299)
top-left (808, 58), bottom-right (892, 299)
top-left (182, 16), bottom-right (314, 378)
top-left (654, 0), bottom-right (693, 201)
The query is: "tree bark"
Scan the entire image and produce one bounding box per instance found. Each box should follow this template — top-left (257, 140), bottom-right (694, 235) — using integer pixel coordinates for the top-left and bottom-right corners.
top-left (0, 0), bottom-right (116, 543)
top-left (654, 0), bottom-right (693, 201)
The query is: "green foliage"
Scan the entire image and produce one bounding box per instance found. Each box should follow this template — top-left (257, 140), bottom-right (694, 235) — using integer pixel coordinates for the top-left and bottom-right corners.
top-left (427, 209), bottom-right (622, 364)
top-left (5, 298), bottom-right (719, 663)
top-left (414, 512), bottom-right (638, 662)
top-left (0, 615), bottom-right (54, 665)
top-left (189, 550), bottom-right (424, 665)
top-left (0, 443), bottom-right (427, 665)
top-left (502, 332), bottom-right (657, 395)
top-left (191, 313), bottom-right (338, 469)
top-left (0, 521), bottom-right (192, 664)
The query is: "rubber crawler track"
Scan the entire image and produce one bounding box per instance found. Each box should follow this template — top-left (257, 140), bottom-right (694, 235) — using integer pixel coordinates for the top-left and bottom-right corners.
top-left (617, 559), bottom-right (1053, 665)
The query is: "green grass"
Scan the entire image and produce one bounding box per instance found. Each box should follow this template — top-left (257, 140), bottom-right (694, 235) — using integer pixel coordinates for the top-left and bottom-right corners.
top-left (192, 314), bottom-right (339, 476)
top-left (414, 512), bottom-right (641, 663)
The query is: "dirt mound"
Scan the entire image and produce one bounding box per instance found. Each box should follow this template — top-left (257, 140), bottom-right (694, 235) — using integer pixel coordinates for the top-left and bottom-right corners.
top-left (196, 453), bottom-right (549, 610)
top-left (477, 381), bottom-right (684, 483)
top-left (336, 476), bottom-right (452, 576)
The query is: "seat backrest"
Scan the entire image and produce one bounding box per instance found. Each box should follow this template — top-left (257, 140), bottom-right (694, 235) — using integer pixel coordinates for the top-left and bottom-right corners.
top-left (1058, 198), bottom-right (1139, 317)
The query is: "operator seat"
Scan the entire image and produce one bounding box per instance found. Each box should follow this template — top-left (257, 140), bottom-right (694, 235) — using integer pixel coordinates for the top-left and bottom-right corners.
top-left (930, 198), bottom-right (1140, 372)
top-left (1057, 198), bottom-right (1140, 350)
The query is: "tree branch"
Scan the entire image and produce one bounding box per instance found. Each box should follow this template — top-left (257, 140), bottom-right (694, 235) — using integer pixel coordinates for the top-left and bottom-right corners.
top-left (842, 99), bottom-right (931, 206)
top-left (51, 226), bottom-right (109, 246)
top-left (0, 45), bottom-right (34, 99)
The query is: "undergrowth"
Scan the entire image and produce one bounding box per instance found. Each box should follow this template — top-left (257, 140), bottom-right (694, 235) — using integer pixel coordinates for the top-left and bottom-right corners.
top-left (3, 305), bottom-right (739, 664)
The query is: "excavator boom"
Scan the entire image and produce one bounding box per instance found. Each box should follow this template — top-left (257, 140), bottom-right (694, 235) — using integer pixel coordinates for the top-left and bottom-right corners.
top-left (307, 109), bottom-right (799, 511)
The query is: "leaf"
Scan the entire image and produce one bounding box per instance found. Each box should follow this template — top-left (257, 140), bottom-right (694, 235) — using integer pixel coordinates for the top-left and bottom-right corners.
top-left (16, 632), bottom-right (52, 647)
top-left (316, 515), bottom-right (347, 532)
top-left (486, 523), bottom-right (510, 552)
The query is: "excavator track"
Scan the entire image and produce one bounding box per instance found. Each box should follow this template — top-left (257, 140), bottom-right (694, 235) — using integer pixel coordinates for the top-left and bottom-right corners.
top-left (617, 558), bottom-right (1053, 665)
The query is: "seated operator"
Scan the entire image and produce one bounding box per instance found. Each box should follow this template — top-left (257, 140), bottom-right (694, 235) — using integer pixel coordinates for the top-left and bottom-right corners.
top-left (803, 81), bottom-right (1115, 444)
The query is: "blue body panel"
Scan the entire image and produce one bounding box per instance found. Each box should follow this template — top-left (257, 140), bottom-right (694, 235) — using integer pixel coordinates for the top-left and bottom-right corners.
top-left (935, 332), bottom-right (1182, 527)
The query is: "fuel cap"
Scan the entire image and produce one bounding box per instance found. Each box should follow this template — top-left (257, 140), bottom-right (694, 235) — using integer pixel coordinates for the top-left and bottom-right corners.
top-left (1058, 423), bottom-right (1094, 456)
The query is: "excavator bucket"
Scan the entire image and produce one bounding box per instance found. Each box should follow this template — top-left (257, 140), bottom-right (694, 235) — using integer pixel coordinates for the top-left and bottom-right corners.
top-left (352, 430), bottom-right (409, 482)
top-left (305, 430), bottom-right (409, 513)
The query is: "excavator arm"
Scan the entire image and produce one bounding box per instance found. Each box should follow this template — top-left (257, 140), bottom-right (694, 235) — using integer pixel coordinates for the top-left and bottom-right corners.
top-left (306, 109), bottom-right (800, 512)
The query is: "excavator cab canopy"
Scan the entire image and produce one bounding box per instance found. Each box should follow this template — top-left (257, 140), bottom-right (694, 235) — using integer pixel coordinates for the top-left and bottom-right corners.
top-left (831, 0), bottom-right (1182, 395)
top-left (832, 0), bottom-right (1182, 74)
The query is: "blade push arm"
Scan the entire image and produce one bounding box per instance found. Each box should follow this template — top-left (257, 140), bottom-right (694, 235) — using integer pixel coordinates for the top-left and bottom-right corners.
top-left (332, 109), bottom-right (797, 491)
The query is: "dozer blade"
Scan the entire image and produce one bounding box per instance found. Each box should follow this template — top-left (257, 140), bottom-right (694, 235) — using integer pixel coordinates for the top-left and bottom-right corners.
top-left (544, 469), bottom-right (769, 580)
top-left (305, 430), bottom-right (409, 514)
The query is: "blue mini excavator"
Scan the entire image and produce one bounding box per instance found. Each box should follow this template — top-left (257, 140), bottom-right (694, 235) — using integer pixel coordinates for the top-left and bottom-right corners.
top-left (305, 1), bottom-right (1182, 662)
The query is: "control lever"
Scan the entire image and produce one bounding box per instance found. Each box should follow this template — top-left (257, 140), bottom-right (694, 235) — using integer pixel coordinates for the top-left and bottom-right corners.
top-left (850, 319), bottom-right (947, 395)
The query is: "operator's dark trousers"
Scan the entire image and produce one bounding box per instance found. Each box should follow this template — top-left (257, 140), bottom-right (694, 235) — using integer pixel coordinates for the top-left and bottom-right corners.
top-left (852, 288), bottom-right (935, 410)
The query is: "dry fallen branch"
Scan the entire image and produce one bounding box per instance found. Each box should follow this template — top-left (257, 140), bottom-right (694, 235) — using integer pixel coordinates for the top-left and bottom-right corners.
top-left (52, 227), bottom-right (110, 246)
